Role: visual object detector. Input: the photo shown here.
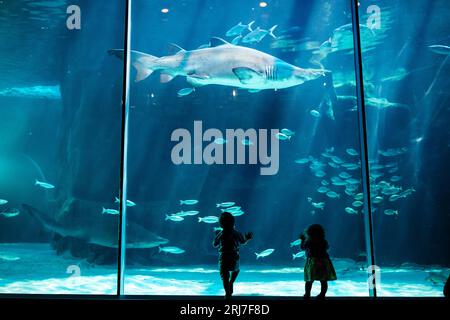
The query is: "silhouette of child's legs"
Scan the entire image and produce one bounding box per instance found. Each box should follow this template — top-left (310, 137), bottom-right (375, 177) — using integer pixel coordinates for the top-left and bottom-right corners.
top-left (220, 269), bottom-right (231, 298)
top-left (318, 281), bottom-right (328, 298)
top-left (304, 281), bottom-right (313, 298)
top-left (229, 270), bottom-right (239, 294)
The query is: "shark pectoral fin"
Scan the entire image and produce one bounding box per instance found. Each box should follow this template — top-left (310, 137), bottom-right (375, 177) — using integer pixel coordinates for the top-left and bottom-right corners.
top-left (188, 72), bottom-right (209, 80)
top-left (232, 67), bottom-right (263, 84)
top-left (160, 73), bottom-right (176, 83)
top-left (248, 89), bottom-right (261, 93)
top-left (133, 63), bottom-right (153, 82)
top-left (210, 37), bottom-right (231, 47)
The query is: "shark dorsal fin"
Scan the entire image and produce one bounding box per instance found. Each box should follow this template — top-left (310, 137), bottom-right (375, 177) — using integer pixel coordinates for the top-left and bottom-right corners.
top-left (210, 37), bottom-right (231, 47)
top-left (168, 43), bottom-right (186, 54)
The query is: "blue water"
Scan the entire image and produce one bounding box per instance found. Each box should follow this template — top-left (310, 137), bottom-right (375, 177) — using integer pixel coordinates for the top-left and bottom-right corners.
top-left (0, 0), bottom-right (449, 297)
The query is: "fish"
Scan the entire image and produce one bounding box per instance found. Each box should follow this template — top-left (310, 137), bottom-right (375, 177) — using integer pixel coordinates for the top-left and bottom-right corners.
top-left (428, 44), bottom-right (450, 55)
top-left (388, 194), bottom-right (401, 202)
top-left (312, 202), bottom-right (325, 210)
top-left (0, 208), bottom-right (20, 218)
top-left (0, 255), bottom-right (20, 261)
top-left (307, 197), bottom-right (312, 202)
top-left (398, 188), bottom-right (415, 198)
top-left (310, 110), bottom-right (321, 117)
top-left (346, 178), bottom-right (360, 185)
top-left (102, 207), bottom-right (119, 215)
top-left (346, 148), bottom-right (359, 156)
top-left (222, 206), bottom-right (241, 213)
top-left (326, 191), bottom-right (340, 199)
top-left (22, 204), bottom-right (169, 249)
top-left (0, 199), bottom-right (8, 205)
top-left (198, 216), bottom-right (219, 224)
top-left (314, 170), bottom-right (326, 178)
top-left (331, 156), bottom-right (345, 164)
top-left (115, 197), bottom-right (136, 207)
top-left (354, 193), bottom-right (364, 201)
top-left (381, 186), bottom-right (401, 195)
top-left (214, 138), bottom-right (227, 145)
top-left (230, 210), bottom-right (245, 217)
top-left (328, 162), bottom-right (340, 169)
top-left (35, 179), bottom-right (55, 189)
top-left (241, 138), bottom-right (253, 146)
top-left (165, 214), bottom-right (184, 222)
top-left (216, 202), bottom-right (235, 208)
top-left (290, 239), bottom-right (301, 247)
top-left (384, 209), bottom-right (399, 216)
top-left (390, 176), bottom-right (402, 182)
top-left (321, 180), bottom-right (329, 186)
top-left (177, 87), bottom-right (194, 97)
top-left (214, 227), bottom-right (223, 232)
top-left (109, 37), bottom-right (326, 93)
top-left (317, 186), bottom-right (329, 193)
top-left (292, 251), bottom-right (306, 260)
top-left (180, 199), bottom-right (198, 205)
top-left (255, 248), bottom-right (275, 259)
top-left (226, 21), bottom-right (255, 37)
top-left (372, 196), bottom-right (383, 204)
top-left (339, 172), bottom-right (351, 179)
top-left (281, 128), bottom-right (295, 137)
top-left (345, 207), bottom-right (358, 215)
top-left (275, 133), bottom-right (291, 141)
top-left (159, 246), bottom-right (185, 254)
top-left (295, 158), bottom-right (309, 164)
top-left (180, 210), bottom-right (199, 216)
top-left (242, 25), bottom-right (278, 44)
top-left (378, 147), bottom-right (408, 157)
top-left (352, 201), bottom-right (363, 207)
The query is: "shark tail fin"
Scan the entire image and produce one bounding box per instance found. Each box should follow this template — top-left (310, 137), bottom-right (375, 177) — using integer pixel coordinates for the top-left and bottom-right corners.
top-left (108, 49), bottom-right (159, 82)
top-left (247, 21), bottom-right (255, 32)
top-left (102, 207), bottom-right (106, 214)
top-left (198, 217), bottom-right (202, 222)
top-left (255, 253), bottom-right (260, 259)
top-left (35, 179), bottom-right (39, 185)
top-left (269, 25), bottom-right (278, 38)
top-left (292, 254), bottom-right (296, 260)
top-left (158, 246), bottom-right (162, 253)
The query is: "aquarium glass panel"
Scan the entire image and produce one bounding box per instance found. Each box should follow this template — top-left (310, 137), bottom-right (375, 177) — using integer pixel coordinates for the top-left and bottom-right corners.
top-left (358, 0), bottom-right (450, 296)
top-left (122, 0), bottom-right (371, 296)
top-left (0, 0), bottom-right (125, 294)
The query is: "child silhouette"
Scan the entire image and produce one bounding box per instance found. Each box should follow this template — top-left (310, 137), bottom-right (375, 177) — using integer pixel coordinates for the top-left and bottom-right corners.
top-left (213, 212), bottom-right (253, 299)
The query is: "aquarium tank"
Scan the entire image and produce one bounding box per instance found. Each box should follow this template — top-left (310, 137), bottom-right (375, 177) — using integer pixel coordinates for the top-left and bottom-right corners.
top-left (0, 0), bottom-right (448, 297)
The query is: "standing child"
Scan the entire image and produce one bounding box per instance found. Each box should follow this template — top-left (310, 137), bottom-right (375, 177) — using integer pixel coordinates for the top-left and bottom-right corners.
top-left (300, 224), bottom-right (337, 299)
top-left (213, 212), bottom-right (253, 299)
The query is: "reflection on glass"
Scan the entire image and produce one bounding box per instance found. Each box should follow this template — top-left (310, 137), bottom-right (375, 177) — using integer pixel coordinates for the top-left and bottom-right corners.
top-left (0, 0), bottom-right (124, 294)
top-left (123, 0), bottom-right (369, 296)
top-left (359, 0), bottom-right (449, 296)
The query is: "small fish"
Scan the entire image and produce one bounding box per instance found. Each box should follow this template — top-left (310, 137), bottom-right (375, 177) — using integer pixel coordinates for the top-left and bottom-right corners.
top-left (345, 207), bottom-right (358, 215)
top-left (384, 209), bottom-right (399, 216)
top-left (292, 251), bottom-right (306, 260)
top-left (372, 196), bottom-right (383, 204)
top-left (230, 210), bottom-right (245, 217)
top-left (339, 172), bottom-right (351, 179)
top-left (331, 156), bottom-right (345, 165)
top-left (389, 194), bottom-right (401, 202)
top-left (0, 208), bottom-right (20, 218)
top-left (326, 191), bottom-right (340, 199)
top-left (390, 176), bottom-right (402, 182)
top-left (165, 214), bottom-right (185, 222)
top-left (115, 197), bottom-right (136, 207)
top-left (314, 170), bottom-right (326, 178)
top-left (310, 109), bottom-right (321, 117)
top-left (177, 87), bottom-right (194, 97)
top-left (231, 35), bottom-right (243, 45)
top-left (198, 216), bottom-right (219, 224)
top-left (102, 207), bottom-right (119, 215)
top-left (214, 227), bottom-right (223, 232)
top-left (35, 179), bottom-right (55, 189)
top-left (214, 138), bottom-right (227, 145)
top-left (281, 128), bottom-right (295, 137)
top-left (275, 132), bottom-right (291, 141)
top-left (290, 239), bottom-right (301, 247)
top-left (255, 248), bottom-right (275, 259)
top-left (317, 186), bottom-right (329, 193)
top-left (354, 193), bottom-right (364, 201)
top-left (241, 138), bottom-right (253, 146)
top-left (346, 148), bottom-right (359, 156)
top-left (242, 25), bottom-right (278, 44)
top-left (295, 158), bottom-right (309, 164)
top-left (216, 202), bottom-right (235, 208)
top-left (346, 178), bottom-right (360, 185)
top-left (226, 21), bottom-right (255, 37)
top-left (0, 199), bottom-right (8, 205)
top-left (428, 44), bottom-right (450, 55)
top-left (352, 200), bottom-right (363, 207)
top-left (321, 180), bottom-right (329, 186)
top-left (0, 255), bottom-right (20, 261)
top-left (307, 197), bottom-right (312, 202)
top-left (159, 246), bottom-right (185, 254)
top-left (180, 200), bottom-right (198, 205)
top-left (222, 206), bottom-right (241, 213)
top-left (312, 202), bottom-right (325, 210)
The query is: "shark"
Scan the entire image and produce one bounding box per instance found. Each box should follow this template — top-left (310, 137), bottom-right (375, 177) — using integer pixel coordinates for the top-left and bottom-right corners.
top-left (109, 37), bottom-right (327, 94)
top-left (22, 203), bottom-right (169, 249)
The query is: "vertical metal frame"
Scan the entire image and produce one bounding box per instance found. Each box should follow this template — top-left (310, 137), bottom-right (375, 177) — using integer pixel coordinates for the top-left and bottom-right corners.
top-left (117, 0), bottom-right (132, 296)
top-left (350, 0), bottom-right (378, 297)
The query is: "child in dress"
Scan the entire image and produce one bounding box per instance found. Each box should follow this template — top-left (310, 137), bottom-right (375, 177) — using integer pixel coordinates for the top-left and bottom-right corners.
top-left (300, 224), bottom-right (337, 299)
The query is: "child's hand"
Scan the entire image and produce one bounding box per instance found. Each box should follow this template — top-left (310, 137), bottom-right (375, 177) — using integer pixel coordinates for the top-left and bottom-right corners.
top-left (245, 232), bottom-right (253, 240)
top-left (299, 233), bottom-right (306, 241)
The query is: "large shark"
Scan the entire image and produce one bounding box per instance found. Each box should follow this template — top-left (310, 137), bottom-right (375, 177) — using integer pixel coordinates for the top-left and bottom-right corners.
top-left (22, 203), bottom-right (169, 249)
top-left (109, 37), bottom-right (326, 93)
